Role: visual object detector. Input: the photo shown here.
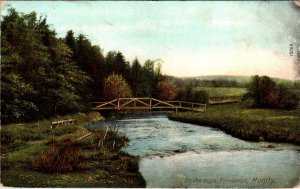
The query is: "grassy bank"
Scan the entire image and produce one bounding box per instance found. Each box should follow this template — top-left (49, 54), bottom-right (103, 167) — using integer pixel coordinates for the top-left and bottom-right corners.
top-left (194, 87), bottom-right (247, 97)
top-left (169, 103), bottom-right (300, 144)
top-left (1, 112), bottom-right (146, 187)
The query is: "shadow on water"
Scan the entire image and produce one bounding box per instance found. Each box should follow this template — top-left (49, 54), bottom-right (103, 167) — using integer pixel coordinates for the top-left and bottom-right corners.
top-left (90, 112), bottom-right (300, 188)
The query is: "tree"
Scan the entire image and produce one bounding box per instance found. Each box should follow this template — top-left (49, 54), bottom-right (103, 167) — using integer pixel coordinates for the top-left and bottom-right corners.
top-left (193, 90), bottom-right (209, 104)
top-left (1, 8), bottom-right (51, 121)
top-left (131, 58), bottom-right (143, 97)
top-left (154, 81), bottom-right (176, 100)
top-left (65, 30), bottom-right (77, 54)
top-left (175, 86), bottom-right (209, 104)
top-left (246, 75), bottom-right (298, 109)
top-left (1, 8), bottom-right (92, 122)
top-left (277, 84), bottom-right (299, 110)
top-left (141, 60), bottom-right (155, 97)
top-left (65, 32), bottom-right (106, 100)
top-left (41, 39), bottom-right (91, 116)
top-left (104, 73), bottom-right (132, 99)
top-left (246, 75), bottom-right (278, 108)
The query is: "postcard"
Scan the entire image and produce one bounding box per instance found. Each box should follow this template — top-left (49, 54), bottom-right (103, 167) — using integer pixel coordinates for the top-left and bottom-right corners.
top-left (1, 1), bottom-right (299, 188)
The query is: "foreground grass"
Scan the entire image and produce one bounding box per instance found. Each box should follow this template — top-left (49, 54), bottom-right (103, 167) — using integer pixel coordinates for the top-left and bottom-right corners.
top-left (169, 103), bottom-right (300, 144)
top-left (1, 112), bottom-right (146, 187)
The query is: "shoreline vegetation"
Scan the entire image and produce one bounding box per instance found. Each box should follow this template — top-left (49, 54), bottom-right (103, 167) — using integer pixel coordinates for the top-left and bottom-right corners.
top-left (1, 112), bottom-right (146, 187)
top-left (168, 102), bottom-right (300, 145)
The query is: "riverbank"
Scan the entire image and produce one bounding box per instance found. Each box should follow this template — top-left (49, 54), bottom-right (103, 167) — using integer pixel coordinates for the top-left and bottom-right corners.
top-left (1, 112), bottom-right (146, 187)
top-left (168, 103), bottom-right (300, 144)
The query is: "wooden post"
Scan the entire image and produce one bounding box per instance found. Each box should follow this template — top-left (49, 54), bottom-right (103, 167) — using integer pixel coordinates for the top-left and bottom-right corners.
top-left (176, 108), bottom-right (178, 115)
top-left (192, 103), bottom-right (194, 109)
top-left (150, 98), bottom-right (152, 110)
top-left (117, 98), bottom-right (120, 110)
top-left (179, 101), bottom-right (182, 107)
top-left (134, 100), bottom-right (137, 111)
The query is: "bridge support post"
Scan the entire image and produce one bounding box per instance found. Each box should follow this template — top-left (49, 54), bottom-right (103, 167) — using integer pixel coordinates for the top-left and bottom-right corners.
top-left (175, 107), bottom-right (178, 115)
top-left (134, 100), bottom-right (136, 111)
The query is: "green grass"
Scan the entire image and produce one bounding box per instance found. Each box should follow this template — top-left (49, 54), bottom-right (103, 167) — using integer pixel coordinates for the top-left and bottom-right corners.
top-left (169, 102), bottom-right (300, 144)
top-left (187, 75), bottom-right (252, 83)
top-left (194, 87), bottom-right (247, 97)
top-left (1, 112), bottom-right (146, 187)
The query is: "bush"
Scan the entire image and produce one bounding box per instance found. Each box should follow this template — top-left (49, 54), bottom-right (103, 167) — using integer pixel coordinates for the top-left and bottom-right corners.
top-left (176, 87), bottom-right (209, 104)
top-left (246, 75), bottom-right (298, 110)
top-left (277, 84), bottom-right (299, 110)
top-left (104, 73), bottom-right (132, 99)
top-left (154, 81), bottom-right (176, 100)
top-left (126, 158), bottom-right (139, 172)
top-left (192, 90), bottom-right (209, 104)
top-left (32, 138), bottom-right (87, 173)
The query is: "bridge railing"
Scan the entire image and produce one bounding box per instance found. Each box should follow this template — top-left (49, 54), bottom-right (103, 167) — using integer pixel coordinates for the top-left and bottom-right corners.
top-left (165, 101), bottom-right (207, 112)
top-left (91, 98), bottom-right (206, 112)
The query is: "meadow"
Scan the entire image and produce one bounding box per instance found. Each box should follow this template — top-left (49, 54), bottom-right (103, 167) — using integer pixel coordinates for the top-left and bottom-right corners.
top-left (1, 112), bottom-right (146, 187)
top-left (194, 87), bottom-right (247, 97)
top-left (169, 102), bottom-right (300, 144)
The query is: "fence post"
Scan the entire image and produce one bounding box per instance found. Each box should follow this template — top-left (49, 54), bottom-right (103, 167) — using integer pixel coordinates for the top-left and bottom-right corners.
top-left (117, 98), bottom-right (120, 110)
top-left (150, 98), bottom-right (152, 110)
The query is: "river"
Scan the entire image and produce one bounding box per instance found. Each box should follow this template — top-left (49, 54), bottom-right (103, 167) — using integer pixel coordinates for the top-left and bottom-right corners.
top-left (90, 114), bottom-right (300, 188)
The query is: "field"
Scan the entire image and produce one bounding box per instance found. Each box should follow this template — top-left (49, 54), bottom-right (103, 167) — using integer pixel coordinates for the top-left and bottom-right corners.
top-left (1, 113), bottom-right (146, 187)
top-left (189, 75), bottom-right (296, 86)
top-left (194, 87), bottom-right (247, 97)
top-left (169, 102), bottom-right (300, 144)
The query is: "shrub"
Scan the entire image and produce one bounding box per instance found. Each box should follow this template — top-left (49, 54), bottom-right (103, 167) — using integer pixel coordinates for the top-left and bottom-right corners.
top-left (277, 84), bottom-right (299, 110)
top-left (32, 138), bottom-right (87, 173)
top-left (104, 73), bottom-right (132, 99)
top-left (126, 158), bottom-right (139, 172)
top-left (246, 75), bottom-right (299, 110)
top-left (176, 87), bottom-right (209, 104)
top-left (192, 90), bottom-right (209, 104)
top-left (154, 81), bottom-right (176, 100)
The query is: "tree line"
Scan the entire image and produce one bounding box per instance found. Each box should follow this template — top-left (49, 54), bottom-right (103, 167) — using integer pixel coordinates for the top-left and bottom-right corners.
top-left (170, 77), bottom-right (247, 88)
top-left (1, 8), bottom-right (165, 124)
top-left (245, 75), bottom-right (299, 110)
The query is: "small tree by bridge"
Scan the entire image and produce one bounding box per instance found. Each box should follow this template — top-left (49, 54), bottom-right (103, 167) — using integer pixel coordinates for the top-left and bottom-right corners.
top-left (104, 73), bottom-right (132, 99)
top-left (154, 81), bottom-right (176, 100)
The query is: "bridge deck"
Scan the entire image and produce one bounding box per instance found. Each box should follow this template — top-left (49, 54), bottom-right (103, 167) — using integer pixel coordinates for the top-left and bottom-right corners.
top-left (91, 98), bottom-right (206, 113)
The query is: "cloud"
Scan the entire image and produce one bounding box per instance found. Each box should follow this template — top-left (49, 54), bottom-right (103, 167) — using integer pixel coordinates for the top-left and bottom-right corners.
top-left (210, 20), bottom-right (249, 28)
top-left (161, 47), bottom-right (294, 80)
top-left (6, 1), bottom-right (296, 80)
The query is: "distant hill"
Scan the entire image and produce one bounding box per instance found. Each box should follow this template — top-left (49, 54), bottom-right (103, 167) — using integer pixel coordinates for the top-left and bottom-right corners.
top-left (181, 75), bottom-right (295, 85)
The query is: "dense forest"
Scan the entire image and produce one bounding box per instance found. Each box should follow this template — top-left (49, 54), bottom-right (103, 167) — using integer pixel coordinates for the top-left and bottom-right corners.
top-left (1, 9), bottom-right (165, 124)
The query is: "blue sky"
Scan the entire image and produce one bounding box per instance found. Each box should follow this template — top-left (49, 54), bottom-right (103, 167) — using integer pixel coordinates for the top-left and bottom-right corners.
top-left (2, 1), bottom-right (300, 80)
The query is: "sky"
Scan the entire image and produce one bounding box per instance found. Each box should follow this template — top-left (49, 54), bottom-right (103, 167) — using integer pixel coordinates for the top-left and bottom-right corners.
top-left (2, 1), bottom-right (300, 80)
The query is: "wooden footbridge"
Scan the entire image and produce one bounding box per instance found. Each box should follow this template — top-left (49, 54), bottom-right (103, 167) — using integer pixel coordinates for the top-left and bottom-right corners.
top-left (91, 98), bottom-right (207, 113)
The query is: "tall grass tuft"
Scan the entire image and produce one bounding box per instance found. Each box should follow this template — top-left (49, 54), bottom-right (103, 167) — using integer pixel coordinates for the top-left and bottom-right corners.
top-left (32, 138), bottom-right (87, 173)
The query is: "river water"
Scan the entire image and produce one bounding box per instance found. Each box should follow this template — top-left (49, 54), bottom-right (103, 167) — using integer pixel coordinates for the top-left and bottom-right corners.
top-left (91, 115), bottom-right (300, 188)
